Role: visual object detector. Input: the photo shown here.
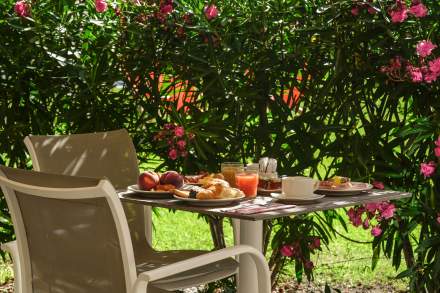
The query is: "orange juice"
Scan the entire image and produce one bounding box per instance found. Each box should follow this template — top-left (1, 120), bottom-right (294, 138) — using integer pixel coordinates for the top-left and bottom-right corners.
top-left (221, 163), bottom-right (244, 187)
top-left (235, 171), bottom-right (259, 197)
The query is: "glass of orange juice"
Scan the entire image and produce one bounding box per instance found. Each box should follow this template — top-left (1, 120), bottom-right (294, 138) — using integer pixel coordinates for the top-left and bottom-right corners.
top-left (235, 170), bottom-right (259, 197)
top-left (221, 162), bottom-right (244, 187)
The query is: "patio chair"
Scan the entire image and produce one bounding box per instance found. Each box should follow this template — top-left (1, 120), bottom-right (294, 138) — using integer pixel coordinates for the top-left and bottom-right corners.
top-left (0, 166), bottom-right (271, 293)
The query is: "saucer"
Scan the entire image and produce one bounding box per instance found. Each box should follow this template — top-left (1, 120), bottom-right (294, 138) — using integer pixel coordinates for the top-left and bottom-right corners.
top-left (270, 192), bottom-right (325, 204)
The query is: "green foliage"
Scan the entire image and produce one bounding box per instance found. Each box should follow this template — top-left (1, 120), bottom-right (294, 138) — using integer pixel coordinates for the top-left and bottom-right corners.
top-left (1, 0), bottom-right (440, 291)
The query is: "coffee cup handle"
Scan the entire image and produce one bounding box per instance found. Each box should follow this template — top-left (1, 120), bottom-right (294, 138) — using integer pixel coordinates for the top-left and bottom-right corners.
top-left (313, 180), bottom-right (320, 191)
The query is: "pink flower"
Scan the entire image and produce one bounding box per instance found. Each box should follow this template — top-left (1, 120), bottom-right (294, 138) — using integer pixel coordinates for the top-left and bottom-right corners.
top-left (365, 202), bottom-right (379, 214)
top-left (347, 207), bottom-right (363, 227)
top-left (164, 123), bottom-right (175, 130)
top-left (363, 218), bottom-right (370, 229)
top-left (420, 162), bottom-right (436, 178)
top-left (429, 58), bottom-right (440, 75)
top-left (416, 40), bottom-right (437, 58)
top-left (389, 7), bottom-right (408, 23)
top-left (204, 4), bottom-right (219, 21)
top-left (313, 237), bottom-right (321, 249)
top-left (367, 6), bottom-right (377, 14)
top-left (409, 3), bottom-right (428, 18)
top-left (168, 148), bottom-right (178, 160)
top-left (304, 260), bottom-right (314, 270)
top-left (379, 203), bottom-right (396, 219)
top-left (437, 214), bottom-right (440, 224)
top-left (351, 6), bottom-right (360, 16)
top-left (371, 226), bottom-right (382, 237)
top-left (424, 72), bottom-right (439, 83)
top-left (434, 147), bottom-right (440, 157)
top-left (435, 136), bottom-right (440, 147)
top-left (280, 245), bottom-right (294, 257)
top-left (176, 140), bottom-right (186, 150)
top-left (95, 0), bottom-right (108, 13)
top-left (160, 4), bottom-right (173, 14)
top-left (309, 237), bottom-right (321, 250)
top-left (372, 181), bottom-right (385, 190)
top-left (174, 126), bottom-right (185, 137)
top-left (407, 65), bottom-right (423, 83)
top-left (14, 1), bottom-right (30, 17)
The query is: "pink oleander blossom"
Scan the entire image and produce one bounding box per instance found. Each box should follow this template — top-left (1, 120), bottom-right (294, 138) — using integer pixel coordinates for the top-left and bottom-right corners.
top-left (365, 202), bottom-right (380, 213)
top-left (176, 140), bottom-right (186, 150)
top-left (363, 218), bottom-right (370, 229)
top-left (409, 3), bottom-right (428, 18)
top-left (160, 4), bottom-right (173, 14)
top-left (379, 203), bottom-right (396, 219)
top-left (347, 207), bottom-right (363, 227)
top-left (420, 161), bottom-right (436, 178)
top-left (174, 126), bottom-right (185, 137)
top-left (373, 181), bottom-right (385, 190)
top-left (204, 4), bottom-right (219, 20)
top-left (280, 245), bottom-right (294, 257)
top-left (389, 6), bottom-right (408, 23)
top-left (367, 6), bottom-right (378, 14)
top-left (168, 148), bottom-right (178, 160)
top-left (309, 237), bottom-right (321, 250)
top-left (304, 260), bottom-right (314, 270)
top-left (429, 58), bottom-right (440, 76)
top-left (407, 65), bottom-right (423, 83)
top-left (434, 147), bottom-right (440, 157)
top-left (95, 0), bottom-right (108, 13)
top-left (371, 226), bottom-right (382, 237)
top-left (436, 136), bottom-right (440, 148)
top-left (416, 40), bottom-right (437, 58)
top-left (351, 6), bottom-right (360, 16)
top-left (14, 0), bottom-right (30, 17)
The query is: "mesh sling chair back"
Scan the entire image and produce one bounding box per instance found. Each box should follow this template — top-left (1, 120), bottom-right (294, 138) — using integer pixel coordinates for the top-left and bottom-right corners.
top-left (23, 129), bottom-right (150, 249)
top-left (0, 166), bottom-right (271, 293)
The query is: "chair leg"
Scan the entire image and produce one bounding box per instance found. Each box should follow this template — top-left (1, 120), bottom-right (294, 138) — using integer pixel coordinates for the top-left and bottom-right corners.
top-left (1, 241), bottom-right (22, 293)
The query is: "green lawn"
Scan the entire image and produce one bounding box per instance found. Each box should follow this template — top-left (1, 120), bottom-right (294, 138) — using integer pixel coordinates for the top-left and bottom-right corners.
top-left (152, 208), bottom-right (408, 291)
top-left (0, 208), bottom-right (408, 291)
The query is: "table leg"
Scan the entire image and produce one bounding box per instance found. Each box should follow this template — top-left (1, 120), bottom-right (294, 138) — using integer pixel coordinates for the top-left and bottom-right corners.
top-left (237, 219), bottom-right (263, 293)
top-left (144, 206), bottom-right (153, 247)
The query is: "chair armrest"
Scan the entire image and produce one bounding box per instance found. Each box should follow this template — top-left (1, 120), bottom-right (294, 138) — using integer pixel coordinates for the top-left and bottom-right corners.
top-left (131, 244), bottom-right (270, 293)
top-left (1, 240), bottom-right (22, 293)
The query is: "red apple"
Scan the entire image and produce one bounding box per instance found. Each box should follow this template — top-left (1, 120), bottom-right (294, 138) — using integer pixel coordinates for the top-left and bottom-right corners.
top-left (160, 171), bottom-right (184, 188)
top-left (138, 171), bottom-right (160, 191)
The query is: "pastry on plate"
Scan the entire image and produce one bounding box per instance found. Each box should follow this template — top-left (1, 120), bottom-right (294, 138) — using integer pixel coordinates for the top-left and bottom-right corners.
top-left (320, 176), bottom-right (352, 189)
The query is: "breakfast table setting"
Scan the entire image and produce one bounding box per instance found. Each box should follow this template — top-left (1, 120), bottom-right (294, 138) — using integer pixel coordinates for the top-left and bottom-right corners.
top-left (119, 158), bottom-right (411, 293)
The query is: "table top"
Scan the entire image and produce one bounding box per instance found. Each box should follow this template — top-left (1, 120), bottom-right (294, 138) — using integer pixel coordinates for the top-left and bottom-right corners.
top-left (119, 189), bottom-right (411, 221)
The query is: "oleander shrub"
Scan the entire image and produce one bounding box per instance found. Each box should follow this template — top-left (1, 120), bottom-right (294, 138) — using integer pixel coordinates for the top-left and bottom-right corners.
top-left (1, 0), bottom-right (440, 291)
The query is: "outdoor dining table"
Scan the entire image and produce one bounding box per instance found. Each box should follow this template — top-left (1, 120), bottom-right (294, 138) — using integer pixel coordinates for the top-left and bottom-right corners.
top-left (119, 189), bottom-right (411, 293)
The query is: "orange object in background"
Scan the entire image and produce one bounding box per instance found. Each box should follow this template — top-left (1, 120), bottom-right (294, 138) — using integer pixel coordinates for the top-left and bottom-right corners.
top-left (235, 171), bottom-right (259, 197)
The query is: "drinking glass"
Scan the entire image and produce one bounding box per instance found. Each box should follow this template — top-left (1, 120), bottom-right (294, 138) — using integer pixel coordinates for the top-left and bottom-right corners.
top-left (235, 170), bottom-right (259, 197)
top-left (221, 162), bottom-right (244, 187)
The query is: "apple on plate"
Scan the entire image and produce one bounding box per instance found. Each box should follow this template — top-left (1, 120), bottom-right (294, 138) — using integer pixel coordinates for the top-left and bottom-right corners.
top-left (138, 171), bottom-right (160, 191)
top-left (160, 171), bottom-right (184, 188)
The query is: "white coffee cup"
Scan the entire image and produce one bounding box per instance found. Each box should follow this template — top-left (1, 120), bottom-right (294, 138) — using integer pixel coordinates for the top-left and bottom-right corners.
top-left (281, 176), bottom-right (319, 198)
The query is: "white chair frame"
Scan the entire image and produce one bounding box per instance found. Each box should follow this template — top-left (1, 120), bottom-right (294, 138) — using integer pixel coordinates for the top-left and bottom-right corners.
top-left (0, 173), bottom-right (271, 293)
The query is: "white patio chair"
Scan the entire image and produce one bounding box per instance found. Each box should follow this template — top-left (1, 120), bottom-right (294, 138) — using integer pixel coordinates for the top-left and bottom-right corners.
top-left (0, 166), bottom-right (270, 293)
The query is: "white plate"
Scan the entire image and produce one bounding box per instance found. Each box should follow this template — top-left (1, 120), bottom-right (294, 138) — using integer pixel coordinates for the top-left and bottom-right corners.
top-left (172, 194), bottom-right (246, 206)
top-left (127, 185), bottom-right (172, 198)
top-left (317, 182), bottom-right (373, 196)
top-left (271, 192), bottom-right (325, 203)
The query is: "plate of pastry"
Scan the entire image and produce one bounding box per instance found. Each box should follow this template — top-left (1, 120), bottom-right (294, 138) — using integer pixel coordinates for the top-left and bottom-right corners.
top-left (317, 176), bottom-right (373, 196)
top-left (173, 181), bottom-right (246, 206)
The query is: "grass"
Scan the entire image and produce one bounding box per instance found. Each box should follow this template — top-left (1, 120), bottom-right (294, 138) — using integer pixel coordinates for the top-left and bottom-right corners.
top-left (0, 208), bottom-right (409, 291)
top-left (151, 208), bottom-right (408, 291)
